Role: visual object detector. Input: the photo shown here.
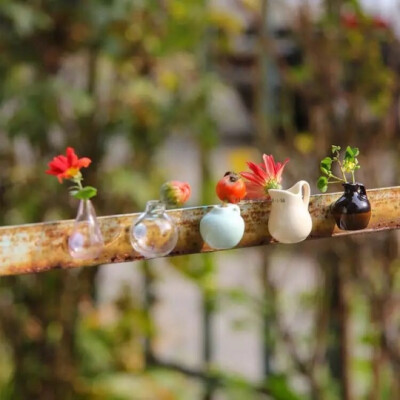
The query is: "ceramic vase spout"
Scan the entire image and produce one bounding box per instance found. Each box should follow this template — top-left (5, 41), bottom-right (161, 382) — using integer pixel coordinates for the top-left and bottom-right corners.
top-left (268, 180), bottom-right (312, 244)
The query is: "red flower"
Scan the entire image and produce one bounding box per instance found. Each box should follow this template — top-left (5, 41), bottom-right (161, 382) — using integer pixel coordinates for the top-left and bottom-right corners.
top-left (46, 147), bottom-right (91, 183)
top-left (240, 154), bottom-right (289, 200)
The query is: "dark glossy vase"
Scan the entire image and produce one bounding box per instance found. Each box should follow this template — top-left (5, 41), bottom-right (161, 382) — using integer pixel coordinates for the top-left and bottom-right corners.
top-left (331, 183), bottom-right (371, 230)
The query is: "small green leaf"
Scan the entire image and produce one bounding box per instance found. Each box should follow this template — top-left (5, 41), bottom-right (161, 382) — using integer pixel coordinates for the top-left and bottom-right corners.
top-left (320, 167), bottom-right (329, 175)
top-left (265, 374), bottom-right (304, 400)
top-left (345, 145), bottom-right (355, 160)
top-left (320, 157), bottom-right (332, 169)
top-left (317, 176), bottom-right (328, 193)
top-left (352, 147), bottom-right (360, 157)
top-left (72, 186), bottom-right (97, 200)
top-left (331, 145), bottom-right (341, 153)
top-left (320, 157), bottom-right (332, 176)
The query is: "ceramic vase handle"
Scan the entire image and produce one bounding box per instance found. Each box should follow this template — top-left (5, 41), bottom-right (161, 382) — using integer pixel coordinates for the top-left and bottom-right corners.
top-left (358, 184), bottom-right (367, 196)
top-left (298, 180), bottom-right (310, 207)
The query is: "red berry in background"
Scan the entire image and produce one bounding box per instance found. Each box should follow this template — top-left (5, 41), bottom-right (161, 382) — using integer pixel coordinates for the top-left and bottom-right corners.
top-left (373, 16), bottom-right (389, 30)
top-left (341, 13), bottom-right (359, 29)
top-left (216, 172), bottom-right (246, 204)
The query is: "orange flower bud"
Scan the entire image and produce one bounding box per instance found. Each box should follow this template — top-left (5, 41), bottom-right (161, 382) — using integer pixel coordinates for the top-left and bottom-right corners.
top-left (160, 181), bottom-right (191, 207)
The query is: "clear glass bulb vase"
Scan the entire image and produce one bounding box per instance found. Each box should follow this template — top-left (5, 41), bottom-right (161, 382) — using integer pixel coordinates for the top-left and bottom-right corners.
top-left (68, 199), bottom-right (104, 260)
top-left (130, 200), bottom-right (178, 258)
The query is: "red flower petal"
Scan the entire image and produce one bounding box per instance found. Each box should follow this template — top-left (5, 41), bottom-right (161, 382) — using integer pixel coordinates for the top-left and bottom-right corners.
top-left (57, 174), bottom-right (66, 183)
top-left (179, 182), bottom-right (191, 203)
top-left (246, 162), bottom-right (268, 183)
top-left (77, 157), bottom-right (91, 168)
top-left (48, 155), bottom-right (68, 173)
top-left (240, 171), bottom-right (263, 186)
top-left (244, 182), bottom-right (268, 200)
top-left (263, 154), bottom-right (276, 177)
top-left (45, 168), bottom-right (59, 176)
top-left (66, 147), bottom-right (78, 168)
top-left (45, 168), bottom-right (66, 183)
top-left (275, 158), bottom-right (289, 182)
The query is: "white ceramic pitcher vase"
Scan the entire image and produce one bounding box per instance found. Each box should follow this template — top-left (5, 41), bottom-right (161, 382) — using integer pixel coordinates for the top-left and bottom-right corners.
top-left (268, 180), bottom-right (312, 244)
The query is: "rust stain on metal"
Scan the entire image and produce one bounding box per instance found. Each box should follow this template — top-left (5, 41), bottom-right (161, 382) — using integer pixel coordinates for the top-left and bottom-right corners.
top-left (0, 187), bottom-right (400, 276)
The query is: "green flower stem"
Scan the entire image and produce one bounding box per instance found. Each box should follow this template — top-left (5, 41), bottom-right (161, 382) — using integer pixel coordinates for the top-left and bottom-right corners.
top-left (318, 145), bottom-right (360, 192)
top-left (329, 173), bottom-right (346, 183)
top-left (336, 159), bottom-right (348, 182)
top-left (71, 174), bottom-right (83, 190)
top-left (328, 179), bottom-right (344, 184)
top-left (68, 176), bottom-right (97, 200)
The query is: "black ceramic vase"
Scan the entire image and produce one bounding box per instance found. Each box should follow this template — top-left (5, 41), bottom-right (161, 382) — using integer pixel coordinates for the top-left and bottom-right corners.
top-left (331, 183), bottom-right (371, 230)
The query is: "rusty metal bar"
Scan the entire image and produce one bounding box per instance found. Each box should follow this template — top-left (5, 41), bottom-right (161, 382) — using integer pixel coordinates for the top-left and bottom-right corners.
top-left (0, 187), bottom-right (399, 276)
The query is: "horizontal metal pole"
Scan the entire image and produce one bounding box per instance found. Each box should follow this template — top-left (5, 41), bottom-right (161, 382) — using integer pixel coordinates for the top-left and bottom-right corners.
top-left (0, 187), bottom-right (399, 276)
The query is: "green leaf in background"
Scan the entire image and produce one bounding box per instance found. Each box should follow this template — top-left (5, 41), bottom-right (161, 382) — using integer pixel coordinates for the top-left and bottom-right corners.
top-left (265, 374), bottom-right (305, 400)
top-left (0, 3), bottom-right (51, 36)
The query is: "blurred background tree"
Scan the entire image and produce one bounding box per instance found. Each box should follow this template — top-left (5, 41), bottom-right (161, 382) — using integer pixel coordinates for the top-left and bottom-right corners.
top-left (0, 1), bottom-right (399, 400)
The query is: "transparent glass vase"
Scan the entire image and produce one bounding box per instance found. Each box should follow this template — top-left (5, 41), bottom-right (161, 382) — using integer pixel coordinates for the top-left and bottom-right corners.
top-left (130, 200), bottom-right (178, 258)
top-left (68, 199), bottom-right (104, 260)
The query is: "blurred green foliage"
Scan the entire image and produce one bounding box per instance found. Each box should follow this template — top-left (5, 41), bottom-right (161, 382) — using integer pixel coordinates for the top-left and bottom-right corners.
top-left (0, 0), bottom-right (234, 398)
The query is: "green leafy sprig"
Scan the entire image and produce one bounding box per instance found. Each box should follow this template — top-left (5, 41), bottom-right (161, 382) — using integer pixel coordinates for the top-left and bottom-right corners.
top-left (317, 145), bottom-right (361, 192)
top-left (68, 172), bottom-right (97, 200)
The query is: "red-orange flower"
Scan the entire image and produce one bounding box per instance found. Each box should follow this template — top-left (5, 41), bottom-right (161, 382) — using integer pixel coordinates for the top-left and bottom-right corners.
top-left (240, 154), bottom-right (289, 200)
top-left (46, 147), bottom-right (91, 183)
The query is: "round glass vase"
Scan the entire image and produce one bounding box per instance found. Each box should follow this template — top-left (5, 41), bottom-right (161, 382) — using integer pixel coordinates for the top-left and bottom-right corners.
top-left (130, 200), bottom-right (178, 258)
